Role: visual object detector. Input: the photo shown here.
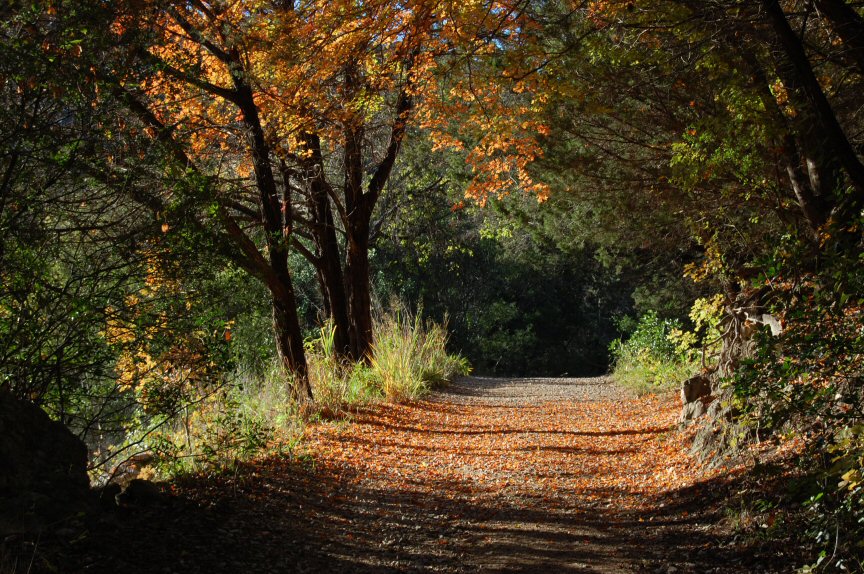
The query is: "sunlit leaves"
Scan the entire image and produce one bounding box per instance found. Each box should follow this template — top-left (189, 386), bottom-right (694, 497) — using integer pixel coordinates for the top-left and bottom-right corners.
top-left (113, 0), bottom-right (550, 204)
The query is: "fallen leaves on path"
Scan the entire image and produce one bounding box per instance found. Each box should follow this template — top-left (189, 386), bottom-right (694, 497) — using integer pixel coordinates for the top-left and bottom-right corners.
top-left (305, 384), bottom-right (711, 518)
top-left (49, 377), bottom-right (806, 574)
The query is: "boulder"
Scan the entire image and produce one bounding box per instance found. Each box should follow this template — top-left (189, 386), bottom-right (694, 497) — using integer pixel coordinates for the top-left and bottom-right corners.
top-left (0, 391), bottom-right (91, 534)
top-left (115, 479), bottom-right (164, 507)
top-left (680, 374), bottom-right (711, 404)
top-left (98, 482), bottom-right (123, 510)
top-left (680, 400), bottom-right (706, 424)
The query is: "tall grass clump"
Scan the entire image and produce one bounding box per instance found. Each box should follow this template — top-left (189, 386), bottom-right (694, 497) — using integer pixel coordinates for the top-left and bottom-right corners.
top-left (306, 322), bottom-right (380, 414)
top-left (369, 310), bottom-right (470, 401)
top-left (609, 311), bottom-right (699, 395)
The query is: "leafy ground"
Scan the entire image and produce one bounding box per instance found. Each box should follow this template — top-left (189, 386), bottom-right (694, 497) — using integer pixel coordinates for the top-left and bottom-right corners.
top-left (16, 377), bottom-right (808, 573)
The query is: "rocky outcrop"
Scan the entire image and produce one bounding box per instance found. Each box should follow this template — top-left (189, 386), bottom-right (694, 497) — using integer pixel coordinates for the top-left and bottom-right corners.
top-left (681, 374), bottom-right (711, 403)
top-left (683, 288), bottom-right (785, 462)
top-left (0, 391), bottom-right (91, 534)
top-left (679, 373), bottom-right (713, 425)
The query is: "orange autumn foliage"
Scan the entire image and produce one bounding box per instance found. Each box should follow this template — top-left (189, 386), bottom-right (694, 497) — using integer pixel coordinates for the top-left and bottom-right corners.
top-left (115, 0), bottom-right (551, 205)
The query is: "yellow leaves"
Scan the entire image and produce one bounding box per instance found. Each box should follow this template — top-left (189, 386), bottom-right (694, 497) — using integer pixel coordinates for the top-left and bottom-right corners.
top-left (839, 469), bottom-right (861, 491)
top-left (236, 159), bottom-right (253, 179)
top-left (684, 240), bottom-right (726, 283)
top-left (104, 311), bottom-right (136, 346)
top-left (667, 327), bottom-right (697, 357)
top-left (690, 294), bottom-right (725, 333)
top-left (770, 78), bottom-right (796, 118)
top-left (115, 350), bottom-right (157, 389)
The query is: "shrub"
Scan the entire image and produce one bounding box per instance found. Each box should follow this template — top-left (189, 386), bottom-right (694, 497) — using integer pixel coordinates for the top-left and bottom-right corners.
top-left (306, 322), bottom-right (381, 414)
top-left (732, 273), bottom-right (864, 569)
top-left (609, 311), bottom-right (699, 394)
top-left (117, 307), bottom-right (469, 479)
top-left (141, 364), bottom-right (304, 477)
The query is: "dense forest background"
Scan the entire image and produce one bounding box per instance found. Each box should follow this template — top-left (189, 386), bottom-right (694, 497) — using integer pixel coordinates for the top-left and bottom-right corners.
top-left (2, 0), bottom-right (864, 569)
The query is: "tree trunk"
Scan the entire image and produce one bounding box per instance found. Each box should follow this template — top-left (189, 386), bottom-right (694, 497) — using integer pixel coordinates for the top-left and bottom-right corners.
top-left (343, 121), bottom-right (375, 360)
top-left (312, 212), bottom-right (352, 358)
top-left (781, 134), bottom-right (831, 231)
top-left (814, 0), bottom-right (864, 76)
top-left (233, 80), bottom-right (312, 400)
top-left (761, 0), bottom-right (864, 217)
top-left (707, 25), bottom-right (829, 235)
top-left (340, 58), bottom-right (376, 359)
top-left (271, 289), bottom-right (313, 401)
top-left (300, 133), bottom-right (352, 358)
top-left (336, 60), bottom-right (414, 361)
top-left (345, 223), bottom-right (374, 360)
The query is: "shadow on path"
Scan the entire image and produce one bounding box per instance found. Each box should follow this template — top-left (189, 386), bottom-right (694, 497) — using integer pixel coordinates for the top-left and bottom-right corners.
top-left (26, 377), bottom-right (799, 574)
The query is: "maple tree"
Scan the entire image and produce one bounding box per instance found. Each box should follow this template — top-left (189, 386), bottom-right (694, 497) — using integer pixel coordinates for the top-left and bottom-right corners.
top-left (81, 0), bottom-right (552, 400)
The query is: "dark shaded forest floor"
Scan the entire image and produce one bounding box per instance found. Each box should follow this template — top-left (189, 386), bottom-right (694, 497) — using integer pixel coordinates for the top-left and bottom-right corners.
top-left (8, 377), bottom-right (809, 573)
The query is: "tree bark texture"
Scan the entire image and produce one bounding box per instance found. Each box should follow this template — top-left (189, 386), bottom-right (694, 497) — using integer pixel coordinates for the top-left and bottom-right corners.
top-left (234, 79), bottom-right (312, 400)
top-left (300, 133), bottom-right (352, 358)
top-left (343, 116), bottom-right (375, 360)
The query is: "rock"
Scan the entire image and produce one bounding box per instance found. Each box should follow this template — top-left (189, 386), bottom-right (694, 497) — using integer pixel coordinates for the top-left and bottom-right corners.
top-left (707, 399), bottom-right (725, 419)
top-left (98, 483), bottom-right (123, 510)
top-left (680, 400), bottom-right (706, 424)
top-left (116, 479), bottom-right (163, 507)
top-left (0, 391), bottom-right (89, 493)
top-left (0, 391), bottom-right (91, 534)
top-left (744, 312), bottom-right (783, 337)
top-left (681, 375), bottom-right (711, 404)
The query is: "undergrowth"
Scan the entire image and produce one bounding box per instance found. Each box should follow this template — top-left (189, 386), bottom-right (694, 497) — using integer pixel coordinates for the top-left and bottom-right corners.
top-left (370, 312), bottom-right (470, 401)
top-left (133, 309), bottom-right (469, 477)
top-left (609, 311), bottom-right (700, 395)
top-left (732, 270), bottom-right (864, 572)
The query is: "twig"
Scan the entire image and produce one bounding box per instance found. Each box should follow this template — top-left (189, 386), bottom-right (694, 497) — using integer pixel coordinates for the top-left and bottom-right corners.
top-left (26, 533), bottom-right (39, 574)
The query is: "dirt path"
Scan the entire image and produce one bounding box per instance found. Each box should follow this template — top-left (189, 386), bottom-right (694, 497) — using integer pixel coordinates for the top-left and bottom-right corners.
top-left (47, 377), bottom-right (791, 573)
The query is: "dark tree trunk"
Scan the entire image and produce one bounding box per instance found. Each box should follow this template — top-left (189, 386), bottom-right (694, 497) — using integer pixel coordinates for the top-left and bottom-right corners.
top-left (315, 221), bottom-right (352, 357)
top-left (345, 220), bottom-right (374, 360)
top-left (124, 10), bottom-right (313, 400)
top-left (343, 114), bottom-right (375, 360)
top-left (271, 289), bottom-right (312, 401)
top-left (761, 0), bottom-right (864, 220)
top-left (694, 21), bottom-right (829, 236)
top-left (814, 0), bottom-right (864, 76)
top-left (334, 59), bottom-right (415, 361)
top-left (234, 80), bottom-right (312, 401)
top-left (735, 47), bottom-right (831, 233)
top-left (781, 134), bottom-right (832, 231)
top-left (300, 133), bottom-right (352, 358)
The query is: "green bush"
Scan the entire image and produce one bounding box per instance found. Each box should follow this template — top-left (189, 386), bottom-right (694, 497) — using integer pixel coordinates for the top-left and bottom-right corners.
top-left (306, 322), bottom-right (381, 414)
top-left (609, 311), bottom-right (698, 394)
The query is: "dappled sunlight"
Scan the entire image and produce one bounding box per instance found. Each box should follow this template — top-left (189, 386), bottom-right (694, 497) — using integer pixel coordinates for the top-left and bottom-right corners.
top-left (42, 378), bottom-right (801, 573)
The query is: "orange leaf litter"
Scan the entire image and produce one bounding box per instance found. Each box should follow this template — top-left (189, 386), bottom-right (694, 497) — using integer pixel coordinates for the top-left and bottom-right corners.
top-left (301, 391), bottom-right (732, 515)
